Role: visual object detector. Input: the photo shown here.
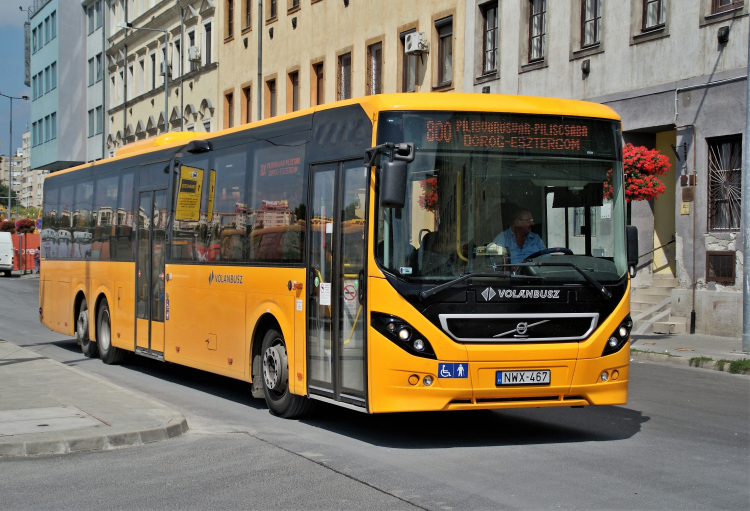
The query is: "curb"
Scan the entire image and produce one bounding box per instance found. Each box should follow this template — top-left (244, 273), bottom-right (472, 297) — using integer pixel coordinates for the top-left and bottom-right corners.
top-left (630, 350), bottom-right (750, 375)
top-left (0, 345), bottom-right (189, 458)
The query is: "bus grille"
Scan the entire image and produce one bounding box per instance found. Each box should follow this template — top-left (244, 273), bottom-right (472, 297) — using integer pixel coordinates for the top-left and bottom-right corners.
top-left (438, 313), bottom-right (599, 343)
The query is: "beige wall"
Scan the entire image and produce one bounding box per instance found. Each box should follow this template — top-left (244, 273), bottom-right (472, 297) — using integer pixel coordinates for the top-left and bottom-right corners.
top-left (218, 0), bottom-right (464, 128)
top-left (107, 0), bottom-right (220, 155)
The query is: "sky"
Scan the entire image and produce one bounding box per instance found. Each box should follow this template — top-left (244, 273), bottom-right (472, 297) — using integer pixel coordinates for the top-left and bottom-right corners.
top-left (0, 2), bottom-right (33, 158)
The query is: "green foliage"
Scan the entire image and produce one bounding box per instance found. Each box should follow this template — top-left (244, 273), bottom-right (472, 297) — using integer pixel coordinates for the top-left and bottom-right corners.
top-left (689, 356), bottom-right (713, 368)
top-left (721, 359), bottom-right (750, 375)
top-left (631, 348), bottom-right (678, 357)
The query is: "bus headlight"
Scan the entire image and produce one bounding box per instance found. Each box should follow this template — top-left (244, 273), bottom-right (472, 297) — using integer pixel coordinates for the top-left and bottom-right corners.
top-left (602, 315), bottom-right (632, 357)
top-left (600, 371), bottom-right (609, 382)
top-left (423, 375), bottom-right (433, 386)
top-left (371, 312), bottom-right (436, 360)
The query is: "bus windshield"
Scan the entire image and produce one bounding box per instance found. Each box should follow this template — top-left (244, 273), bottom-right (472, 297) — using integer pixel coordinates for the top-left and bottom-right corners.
top-left (375, 111), bottom-right (627, 285)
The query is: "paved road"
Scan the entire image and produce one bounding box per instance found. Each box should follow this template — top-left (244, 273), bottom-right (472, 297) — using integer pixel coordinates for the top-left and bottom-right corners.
top-left (1, 277), bottom-right (748, 510)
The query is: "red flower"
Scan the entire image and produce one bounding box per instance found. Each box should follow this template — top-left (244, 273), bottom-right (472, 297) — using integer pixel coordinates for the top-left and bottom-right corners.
top-left (605, 143), bottom-right (671, 202)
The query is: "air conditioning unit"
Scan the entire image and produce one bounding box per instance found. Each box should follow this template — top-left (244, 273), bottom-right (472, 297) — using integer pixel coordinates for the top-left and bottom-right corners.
top-left (188, 46), bottom-right (201, 63)
top-left (160, 62), bottom-right (171, 77)
top-left (405, 32), bottom-right (428, 55)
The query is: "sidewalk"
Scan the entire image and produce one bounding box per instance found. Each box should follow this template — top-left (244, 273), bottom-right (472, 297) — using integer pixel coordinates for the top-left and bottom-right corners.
top-left (0, 340), bottom-right (187, 457)
top-left (630, 332), bottom-right (750, 373)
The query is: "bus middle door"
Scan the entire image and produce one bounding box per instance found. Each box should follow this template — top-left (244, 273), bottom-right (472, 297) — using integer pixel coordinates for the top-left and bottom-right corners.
top-left (135, 161), bottom-right (170, 358)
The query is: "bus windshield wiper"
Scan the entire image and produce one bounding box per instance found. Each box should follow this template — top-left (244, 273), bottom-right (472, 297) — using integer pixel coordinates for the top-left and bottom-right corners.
top-left (419, 272), bottom-right (542, 300)
top-left (491, 261), bottom-right (612, 300)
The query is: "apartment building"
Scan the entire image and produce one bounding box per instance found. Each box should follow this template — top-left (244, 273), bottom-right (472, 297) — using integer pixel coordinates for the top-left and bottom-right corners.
top-left (20, 131), bottom-right (48, 210)
top-left (106, 0), bottom-right (220, 155)
top-left (218, 0), bottom-right (463, 128)
top-left (462, 0), bottom-right (748, 336)
top-left (83, 0), bottom-right (109, 162)
top-left (29, 0), bottom-right (87, 172)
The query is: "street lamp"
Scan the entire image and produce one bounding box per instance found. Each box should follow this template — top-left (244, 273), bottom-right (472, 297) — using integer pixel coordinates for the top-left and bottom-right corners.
top-left (116, 22), bottom-right (170, 137)
top-left (0, 92), bottom-right (29, 220)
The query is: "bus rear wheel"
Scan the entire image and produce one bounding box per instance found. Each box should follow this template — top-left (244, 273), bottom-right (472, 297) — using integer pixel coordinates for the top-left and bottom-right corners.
top-left (77, 298), bottom-right (98, 358)
top-left (98, 300), bottom-right (126, 365)
top-left (260, 328), bottom-right (314, 419)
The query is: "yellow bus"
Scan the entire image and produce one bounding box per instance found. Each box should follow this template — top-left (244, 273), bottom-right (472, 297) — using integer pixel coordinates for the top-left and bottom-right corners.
top-left (40, 93), bottom-right (638, 418)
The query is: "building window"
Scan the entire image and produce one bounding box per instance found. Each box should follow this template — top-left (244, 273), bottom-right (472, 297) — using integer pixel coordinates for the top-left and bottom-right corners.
top-left (529, 0), bottom-right (546, 61)
top-left (291, 0), bottom-right (299, 9)
top-left (119, 69), bottom-right (124, 103)
top-left (203, 119), bottom-right (211, 132)
top-left (95, 1), bottom-right (103, 29)
top-left (51, 62), bottom-right (57, 89)
top-left (270, 0), bottom-right (277, 19)
top-left (88, 5), bottom-right (95, 34)
top-left (227, 0), bottom-right (234, 38)
top-left (289, 71), bottom-right (299, 112)
top-left (50, 112), bottom-right (56, 138)
top-left (366, 42), bottom-right (382, 95)
top-left (242, 85), bottom-right (252, 123)
top-left (96, 54), bottom-right (102, 82)
top-left (712, 0), bottom-right (744, 14)
top-left (138, 58), bottom-right (145, 95)
top-left (50, 11), bottom-right (56, 39)
top-left (188, 31), bottom-right (198, 71)
top-left (643, 0), bottom-right (666, 30)
top-left (88, 110), bottom-right (95, 137)
top-left (337, 52), bottom-right (352, 100)
top-left (110, 76), bottom-right (116, 108)
top-left (706, 251), bottom-right (736, 283)
top-left (31, 122), bottom-right (36, 146)
top-left (708, 136), bottom-right (742, 231)
top-left (243, 0), bottom-right (252, 29)
top-left (436, 17), bottom-right (453, 86)
top-left (400, 29), bottom-right (417, 92)
top-left (312, 62), bottom-right (324, 105)
top-left (127, 65), bottom-right (134, 100)
top-left (45, 16), bottom-right (50, 43)
top-left (173, 39), bottom-right (181, 77)
top-left (151, 52), bottom-right (157, 90)
top-left (88, 58), bottom-right (95, 86)
top-left (32, 75), bottom-right (37, 100)
top-left (204, 22), bottom-right (213, 65)
top-left (96, 106), bottom-right (103, 134)
top-left (45, 116), bottom-right (51, 142)
top-left (266, 79), bottom-right (277, 117)
top-left (582, 0), bottom-right (602, 47)
top-left (45, 66), bottom-right (50, 93)
top-left (32, 28), bottom-right (37, 53)
top-left (225, 92), bottom-right (234, 128)
top-left (482, 2), bottom-right (498, 75)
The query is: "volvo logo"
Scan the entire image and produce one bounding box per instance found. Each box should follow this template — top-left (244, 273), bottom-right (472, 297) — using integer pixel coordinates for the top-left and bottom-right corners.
top-left (493, 320), bottom-right (549, 338)
top-left (481, 287), bottom-right (496, 301)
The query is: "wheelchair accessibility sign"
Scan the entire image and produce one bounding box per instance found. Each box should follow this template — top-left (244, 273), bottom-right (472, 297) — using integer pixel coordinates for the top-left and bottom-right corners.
top-left (438, 363), bottom-right (468, 378)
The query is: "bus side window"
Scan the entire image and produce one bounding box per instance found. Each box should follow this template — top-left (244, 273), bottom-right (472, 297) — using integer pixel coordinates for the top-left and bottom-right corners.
top-left (171, 158), bottom-right (209, 262)
top-left (42, 181), bottom-right (60, 259)
top-left (116, 170), bottom-right (135, 262)
top-left (208, 147), bottom-right (247, 263)
top-left (92, 173), bottom-right (119, 261)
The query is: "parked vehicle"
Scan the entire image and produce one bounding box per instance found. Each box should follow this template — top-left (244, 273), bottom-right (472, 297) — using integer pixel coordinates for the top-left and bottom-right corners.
top-left (0, 232), bottom-right (14, 276)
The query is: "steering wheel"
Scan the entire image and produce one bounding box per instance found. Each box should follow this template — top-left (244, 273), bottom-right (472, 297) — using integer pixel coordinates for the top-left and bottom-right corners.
top-left (522, 247), bottom-right (574, 263)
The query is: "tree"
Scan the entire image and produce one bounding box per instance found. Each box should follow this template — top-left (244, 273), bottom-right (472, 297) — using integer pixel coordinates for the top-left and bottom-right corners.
top-left (605, 143), bottom-right (671, 202)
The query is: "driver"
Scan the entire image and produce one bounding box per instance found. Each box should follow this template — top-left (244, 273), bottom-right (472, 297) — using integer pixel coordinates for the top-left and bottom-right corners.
top-left (493, 208), bottom-right (547, 264)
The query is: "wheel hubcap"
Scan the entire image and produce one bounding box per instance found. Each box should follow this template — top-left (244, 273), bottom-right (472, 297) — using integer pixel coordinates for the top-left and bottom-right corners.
top-left (263, 342), bottom-right (288, 393)
top-left (100, 312), bottom-right (111, 351)
top-left (77, 310), bottom-right (88, 341)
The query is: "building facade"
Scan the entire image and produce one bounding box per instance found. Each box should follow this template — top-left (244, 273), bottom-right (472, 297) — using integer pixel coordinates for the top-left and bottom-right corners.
top-left (20, 131), bottom-right (48, 210)
top-left (29, 0), bottom-right (87, 171)
top-left (218, 0), bottom-right (464, 128)
top-left (83, 0), bottom-right (109, 162)
top-left (106, 0), bottom-right (220, 156)
top-left (463, 0), bottom-right (748, 337)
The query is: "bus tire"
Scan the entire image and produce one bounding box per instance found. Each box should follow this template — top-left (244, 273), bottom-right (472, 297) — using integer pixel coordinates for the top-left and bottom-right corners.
top-left (98, 300), bottom-right (126, 365)
top-left (260, 328), bottom-right (315, 419)
top-left (77, 298), bottom-right (98, 358)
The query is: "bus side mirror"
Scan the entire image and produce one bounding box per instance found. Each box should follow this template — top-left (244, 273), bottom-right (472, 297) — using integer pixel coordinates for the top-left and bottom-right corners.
top-left (380, 159), bottom-right (408, 208)
top-left (626, 225), bottom-right (638, 277)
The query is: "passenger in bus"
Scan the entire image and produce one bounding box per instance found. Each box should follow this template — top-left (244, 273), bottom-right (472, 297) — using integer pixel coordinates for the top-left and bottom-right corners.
top-left (493, 208), bottom-right (546, 264)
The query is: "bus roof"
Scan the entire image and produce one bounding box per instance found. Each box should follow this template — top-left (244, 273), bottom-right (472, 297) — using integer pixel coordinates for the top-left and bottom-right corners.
top-left (54, 93), bottom-right (620, 177)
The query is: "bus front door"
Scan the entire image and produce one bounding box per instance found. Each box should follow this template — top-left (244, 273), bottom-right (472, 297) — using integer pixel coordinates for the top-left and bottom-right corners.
top-left (135, 189), bottom-right (168, 357)
top-left (307, 161), bottom-right (368, 409)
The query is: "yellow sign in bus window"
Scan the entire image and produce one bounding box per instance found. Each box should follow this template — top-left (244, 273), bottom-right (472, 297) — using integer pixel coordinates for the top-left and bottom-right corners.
top-left (207, 169), bottom-right (216, 221)
top-left (175, 166), bottom-right (203, 221)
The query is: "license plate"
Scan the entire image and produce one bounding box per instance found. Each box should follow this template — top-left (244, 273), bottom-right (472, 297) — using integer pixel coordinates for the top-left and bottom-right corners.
top-left (496, 370), bottom-right (551, 386)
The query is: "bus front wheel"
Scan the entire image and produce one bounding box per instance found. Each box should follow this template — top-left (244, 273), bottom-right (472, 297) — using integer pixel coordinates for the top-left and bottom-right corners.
top-left (260, 328), bottom-right (314, 419)
top-left (98, 300), bottom-right (126, 365)
top-left (77, 298), bottom-right (98, 358)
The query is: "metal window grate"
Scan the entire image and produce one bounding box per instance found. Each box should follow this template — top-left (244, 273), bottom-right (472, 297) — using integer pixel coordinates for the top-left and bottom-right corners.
top-left (708, 136), bottom-right (742, 231)
top-left (706, 251), bottom-right (735, 283)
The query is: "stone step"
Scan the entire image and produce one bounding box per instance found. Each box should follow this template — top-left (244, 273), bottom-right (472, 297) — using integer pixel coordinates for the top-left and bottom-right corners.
top-left (634, 293), bottom-right (672, 304)
top-left (653, 273), bottom-right (677, 280)
top-left (669, 315), bottom-right (688, 325)
top-left (652, 321), bottom-right (687, 334)
top-left (630, 301), bottom-right (653, 312)
top-left (653, 278), bottom-right (677, 288)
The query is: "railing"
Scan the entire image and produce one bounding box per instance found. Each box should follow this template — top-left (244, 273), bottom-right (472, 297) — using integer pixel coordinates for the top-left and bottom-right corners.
top-left (639, 237), bottom-right (675, 260)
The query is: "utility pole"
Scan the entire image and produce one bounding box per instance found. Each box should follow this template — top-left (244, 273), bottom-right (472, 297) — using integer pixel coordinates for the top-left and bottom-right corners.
top-left (743, 24), bottom-right (750, 353)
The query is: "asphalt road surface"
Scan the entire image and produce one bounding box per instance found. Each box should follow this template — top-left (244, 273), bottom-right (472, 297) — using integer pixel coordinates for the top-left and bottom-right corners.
top-left (1, 276), bottom-right (748, 510)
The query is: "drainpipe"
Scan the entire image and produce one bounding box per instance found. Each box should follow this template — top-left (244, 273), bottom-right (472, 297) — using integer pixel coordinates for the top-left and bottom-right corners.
top-left (257, 0), bottom-right (262, 121)
top-left (180, 7), bottom-right (184, 132)
top-left (102, 4), bottom-right (106, 159)
top-left (123, 43), bottom-right (127, 141)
